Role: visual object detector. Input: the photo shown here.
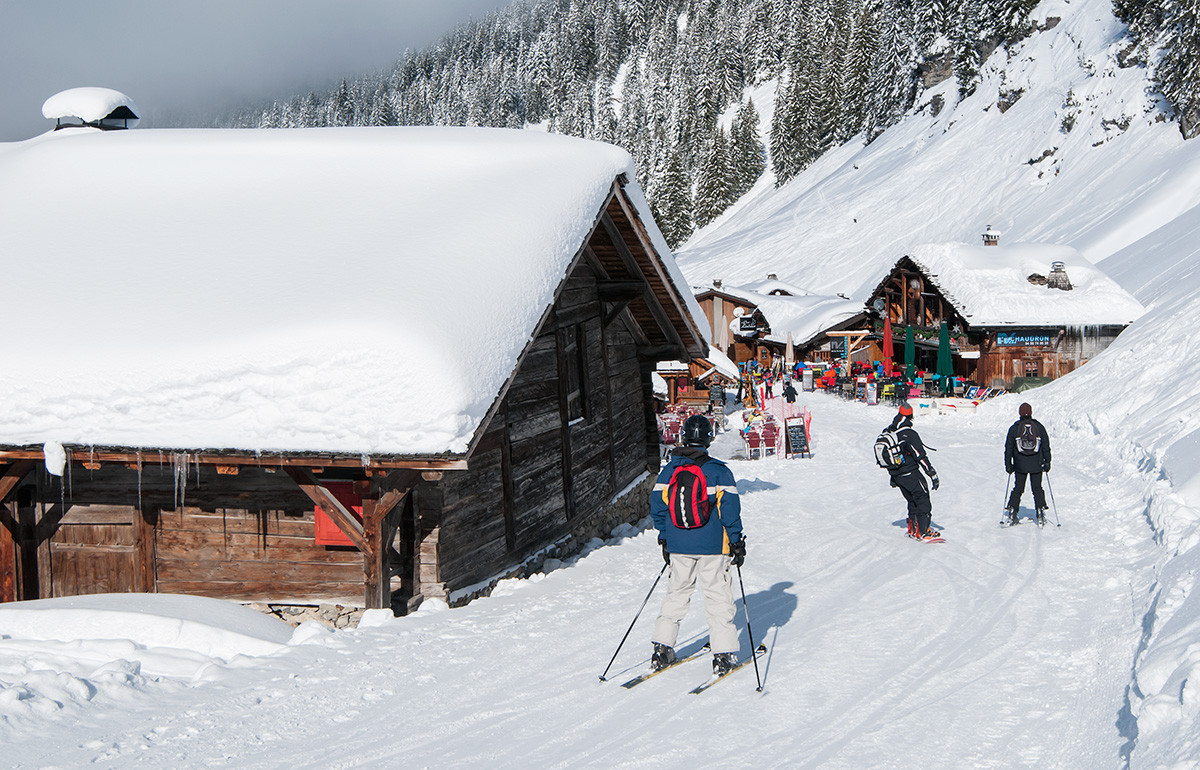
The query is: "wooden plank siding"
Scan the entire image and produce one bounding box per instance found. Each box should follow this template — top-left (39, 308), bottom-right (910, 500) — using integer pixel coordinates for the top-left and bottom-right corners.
top-left (433, 253), bottom-right (656, 596)
top-left (11, 464), bottom-right (364, 603)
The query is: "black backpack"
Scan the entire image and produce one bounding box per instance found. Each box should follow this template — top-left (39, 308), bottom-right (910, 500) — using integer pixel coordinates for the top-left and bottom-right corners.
top-left (874, 428), bottom-right (906, 469)
top-left (1016, 422), bottom-right (1041, 455)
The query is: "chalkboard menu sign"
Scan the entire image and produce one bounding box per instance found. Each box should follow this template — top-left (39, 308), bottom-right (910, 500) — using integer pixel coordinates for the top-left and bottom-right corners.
top-left (785, 417), bottom-right (810, 458)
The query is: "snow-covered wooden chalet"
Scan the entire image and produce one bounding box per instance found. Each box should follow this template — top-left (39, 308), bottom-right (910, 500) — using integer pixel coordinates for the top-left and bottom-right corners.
top-left (0, 100), bottom-right (708, 611)
top-left (694, 277), bottom-right (865, 366)
top-left (867, 243), bottom-right (1144, 387)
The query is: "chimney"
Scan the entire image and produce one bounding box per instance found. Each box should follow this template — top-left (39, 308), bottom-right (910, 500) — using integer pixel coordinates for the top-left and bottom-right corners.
top-left (713, 279), bottom-right (723, 289)
top-left (767, 273), bottom-right (778, 280)
top-left (1047, 261), bottom-right (1072, 290)
top-left (982, 225), bottom-right (1001, 246)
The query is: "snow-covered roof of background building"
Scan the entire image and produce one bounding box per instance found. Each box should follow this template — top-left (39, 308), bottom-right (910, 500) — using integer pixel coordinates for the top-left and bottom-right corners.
top-left (903, 242), bottom-right (1145, 327)
top-left (42, 87), bottom-right (140, 126)
top-left (0, 126), bottom-right (704, 457)
top-left (707, 280), bottom-right (862, 347)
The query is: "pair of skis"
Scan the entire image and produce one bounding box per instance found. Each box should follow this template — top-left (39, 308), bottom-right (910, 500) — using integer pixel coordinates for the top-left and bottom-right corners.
top-left (620, 642), bottom-right (767, 693)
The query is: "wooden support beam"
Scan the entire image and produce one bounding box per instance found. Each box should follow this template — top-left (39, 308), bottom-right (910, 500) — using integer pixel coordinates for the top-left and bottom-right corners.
top-left (0, 448), bottom-right (467, 472)
top-left (283, 467), bottom-right (366, 552)
top-left (599, 210), bottom-right (691, 359)
top-left (596, 280), bottom-right (646, 302)
top-left (610, 189), bottom-right (705, 358)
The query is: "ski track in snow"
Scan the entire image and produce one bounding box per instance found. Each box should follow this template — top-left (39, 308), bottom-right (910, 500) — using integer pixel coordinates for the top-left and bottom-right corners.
top-left (6, 395), bottom-right (1158, 769)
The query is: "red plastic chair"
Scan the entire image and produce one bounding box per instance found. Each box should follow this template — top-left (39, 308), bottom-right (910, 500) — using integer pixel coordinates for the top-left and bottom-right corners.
top-left (762, 425), bottom-right (778, 456)
top-left (745, 429), bottom-right (763, 460)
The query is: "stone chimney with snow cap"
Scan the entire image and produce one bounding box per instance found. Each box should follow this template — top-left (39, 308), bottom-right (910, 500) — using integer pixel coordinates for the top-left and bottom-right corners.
top-left (982, 225), bottom-right (1001, 246)
top-left (42, 87), bottom-right (140, 131)
top-left (1047, 260), bottom-right (1073, 290)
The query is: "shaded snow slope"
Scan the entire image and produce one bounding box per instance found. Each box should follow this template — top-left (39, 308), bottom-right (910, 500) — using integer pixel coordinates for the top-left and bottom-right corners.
top-left (0, 396), bottom-right (1162, 767)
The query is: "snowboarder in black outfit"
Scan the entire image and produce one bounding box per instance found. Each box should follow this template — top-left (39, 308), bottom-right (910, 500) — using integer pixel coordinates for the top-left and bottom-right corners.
top-left (884, 402), bottom-right (941, 540)
top-left (1004, 402), bottom-right (1052, 526)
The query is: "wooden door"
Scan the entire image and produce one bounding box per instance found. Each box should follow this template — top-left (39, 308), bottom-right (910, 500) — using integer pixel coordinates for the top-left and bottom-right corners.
top-left (43, 505), bottom-right (139, 597)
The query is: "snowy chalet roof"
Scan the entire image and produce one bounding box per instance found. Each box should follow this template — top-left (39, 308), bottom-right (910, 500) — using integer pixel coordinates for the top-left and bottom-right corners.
top-left (702, 281), bottom-right (863, 347)
top-left (42, 87), bottom-right (140, 127)
top-left (890, 242), bottom-right (1145, 328)
top-left (0, 126), bottom-right (706, 462)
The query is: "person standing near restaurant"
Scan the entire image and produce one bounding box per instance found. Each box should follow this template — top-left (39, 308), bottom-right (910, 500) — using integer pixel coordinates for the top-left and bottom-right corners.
top-left (783, 378), bottom-right (798, 404)
top-left (1004, 402), bottom-right (1052, 526)
top-left (880, 402), bottom-right (941, 540)
top-left (650, 415), bottom-right (746, 676)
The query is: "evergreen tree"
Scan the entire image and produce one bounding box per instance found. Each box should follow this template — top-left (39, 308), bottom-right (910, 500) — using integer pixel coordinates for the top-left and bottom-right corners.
top-left (653, 148), bottom-right (695, 249)
top-left (694, 128), bottom-right (736, 227)
top-left (730, 99), bottom-right (766, 195)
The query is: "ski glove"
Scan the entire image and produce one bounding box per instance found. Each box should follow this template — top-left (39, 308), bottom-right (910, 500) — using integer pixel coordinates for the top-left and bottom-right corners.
top-left (1043, 462), bottom-right (1051, 473)
top-left (929, 471), bottom-right (940, 491)
top-left (659, 537), bottom-right (670, 565)
top-left (729, 538), bottom-right (746, 567)
top-left (1005, 464), bottom-right (1014, 474)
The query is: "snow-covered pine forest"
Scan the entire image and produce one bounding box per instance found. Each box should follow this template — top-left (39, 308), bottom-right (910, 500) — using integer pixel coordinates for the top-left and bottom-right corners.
top-left (224, 0), bottom-right (1041, 246)
top-left (224, 0), bottom-right (1200, 249)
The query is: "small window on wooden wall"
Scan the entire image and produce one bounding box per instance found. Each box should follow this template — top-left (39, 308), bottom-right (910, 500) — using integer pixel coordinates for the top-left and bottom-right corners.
top-left (559, 323), bottom-right (589, 424)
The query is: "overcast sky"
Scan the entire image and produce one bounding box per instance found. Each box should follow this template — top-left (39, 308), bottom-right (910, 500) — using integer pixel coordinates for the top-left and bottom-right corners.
top-left (0, 0), bottom-right (518, 141)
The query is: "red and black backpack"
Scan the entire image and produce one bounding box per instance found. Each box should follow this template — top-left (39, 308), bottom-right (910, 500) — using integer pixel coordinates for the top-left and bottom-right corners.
top-left (667, 462), bottom-right (712, 529)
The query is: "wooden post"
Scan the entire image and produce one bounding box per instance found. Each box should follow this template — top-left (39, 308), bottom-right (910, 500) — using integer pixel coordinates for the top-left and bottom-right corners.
top-left (0, 462), bottom-right (35, 603)
top-left (362, 496), bottom-right (384, 609)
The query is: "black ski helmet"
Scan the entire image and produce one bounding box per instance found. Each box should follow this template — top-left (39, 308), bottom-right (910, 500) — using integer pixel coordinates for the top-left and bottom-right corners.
top-left (682, 414), bottom-right (714, 447)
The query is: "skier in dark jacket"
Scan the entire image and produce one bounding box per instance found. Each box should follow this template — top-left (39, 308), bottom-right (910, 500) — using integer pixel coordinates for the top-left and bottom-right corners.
top-left (783, 379), bottom-right (798, 404)
top-left (885, 402), bottom-right (941, 539)
top-left (650, 414), bottom-right (745, 677)
top-left (1004, 402), bottom-right (1052, 526)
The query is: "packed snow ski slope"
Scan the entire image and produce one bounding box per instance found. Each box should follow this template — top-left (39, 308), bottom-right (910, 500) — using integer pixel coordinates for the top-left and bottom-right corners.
top-left (3, 393), bottom-right (1159, 768)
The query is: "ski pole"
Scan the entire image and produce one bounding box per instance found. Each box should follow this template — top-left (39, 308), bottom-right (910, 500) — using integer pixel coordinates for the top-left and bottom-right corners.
top-left (735, 564), bottom-right (764, 693)
top-left (598, 562), bottom-right (668, 682)
top-left (1003, 472), bottom-right (1012, 512)
top-left (1046, 472), bottom-right (1061, 527)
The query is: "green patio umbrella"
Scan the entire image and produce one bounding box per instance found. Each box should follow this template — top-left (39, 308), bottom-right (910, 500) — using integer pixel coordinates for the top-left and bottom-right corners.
top-left (904, 325), bottom-right (915, 380)
top-left (937, 320), bottom-right (953, 395)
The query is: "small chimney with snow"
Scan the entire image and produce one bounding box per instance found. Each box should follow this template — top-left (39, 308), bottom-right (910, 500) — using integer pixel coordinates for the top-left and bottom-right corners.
top-left (767, 273), bottom-right (778, 280)
top-left (982, 225), bottom-right (1001, 246)
top-left (713, 279), bottom-right (723, 289)
top-left (1047, 260), bottom-right (1073, 290)
top-left (42, 87), bottom-right (140, 131)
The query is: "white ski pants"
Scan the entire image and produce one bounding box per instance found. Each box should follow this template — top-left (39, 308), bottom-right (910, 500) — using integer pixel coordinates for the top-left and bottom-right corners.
top-left (652, 553), bottom-right (739, 654)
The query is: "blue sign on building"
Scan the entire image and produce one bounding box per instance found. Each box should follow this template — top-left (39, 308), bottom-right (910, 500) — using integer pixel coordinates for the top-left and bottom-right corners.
top-left (995, 331), bottom-right (1054, 347)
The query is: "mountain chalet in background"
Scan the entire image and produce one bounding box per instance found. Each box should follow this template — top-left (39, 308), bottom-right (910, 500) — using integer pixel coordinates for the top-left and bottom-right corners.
top-left (865, 240), bottom-right (1144, 388)
top-left (0, 90), bottom-right (707, 612)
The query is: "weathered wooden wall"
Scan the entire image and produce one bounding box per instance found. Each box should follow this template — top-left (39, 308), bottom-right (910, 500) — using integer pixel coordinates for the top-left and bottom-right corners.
top-left (9, 465), bottom-right (363, 603)
top-left (435, 255), bottom-right (655, 597)
top-left (975, 327), bottom-right (1125, 387)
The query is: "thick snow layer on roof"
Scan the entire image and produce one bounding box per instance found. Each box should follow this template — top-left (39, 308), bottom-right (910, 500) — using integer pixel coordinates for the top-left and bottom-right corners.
top-left (908, 242), bottom-right (1144, 327)
top-left (716, 281), bottom-right (862, 346)
top-left (0, 126), bottom-right (700, 456)
top-left (41, 87), bottom-right (140, 124)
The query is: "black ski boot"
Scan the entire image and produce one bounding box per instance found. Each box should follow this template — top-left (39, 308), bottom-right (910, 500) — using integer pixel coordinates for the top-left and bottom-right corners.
top-left (1036, 508), bottom-right (1047, 527)
top-left (1004, 507), bottom-right (1019, 526)
top-left (712, 652), bottom-right (737, 676)
top-left (651, 643), bottom-right (677, 671)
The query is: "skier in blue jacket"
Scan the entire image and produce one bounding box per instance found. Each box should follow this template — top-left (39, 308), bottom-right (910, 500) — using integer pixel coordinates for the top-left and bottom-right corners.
top-left (649, 414), bottom-right (746, 676)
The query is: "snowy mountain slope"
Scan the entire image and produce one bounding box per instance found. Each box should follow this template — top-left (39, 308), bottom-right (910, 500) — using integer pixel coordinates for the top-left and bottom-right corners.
top-left (674, 0), bottom-right (1200, 761)
top-left (678, 0), bottom-right (1191, 300)
top-left (0, 398), bottom-right (1163, 767)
